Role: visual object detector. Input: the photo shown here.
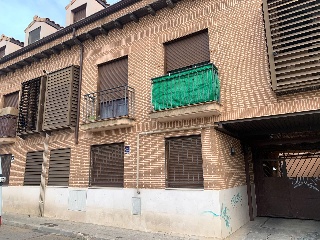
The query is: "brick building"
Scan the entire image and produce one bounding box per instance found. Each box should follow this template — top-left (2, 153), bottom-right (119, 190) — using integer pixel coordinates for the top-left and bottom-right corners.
top-left (0, 0), bottom-right (319, 238)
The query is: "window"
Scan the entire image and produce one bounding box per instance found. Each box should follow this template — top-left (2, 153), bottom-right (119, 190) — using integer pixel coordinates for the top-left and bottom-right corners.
top-left (0, 46), bottom-right (5, 58)
top-left (28, 27), bottom-right (41, 45)
top-left (90, 143), bottom-right (124, 187)
top-left (24, 151), bottom-right (43, 186)
top-left (98, 57), bottom-right (129, 119)
top-left (164, 30), bottom-right (210, 73)
top-left (48, 148), bottom-right (71, 186)
top-left (18, 77), bottom-right (45, 135)
top-left (73, 4), bottom-right (86, 23)
top-left (3, 91), bottom-right (19, 108)
top-left (166, 135), bottom-right (204, 188)
top-left (0, 154), bottom-right (12, 186)
top-left (42, 66), bottom-right (80, 131)
top-left (263, 0), bottom-right (320, 94)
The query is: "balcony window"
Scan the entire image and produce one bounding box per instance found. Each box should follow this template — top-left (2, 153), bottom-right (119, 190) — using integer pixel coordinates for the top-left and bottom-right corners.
top-left (73, 4), bottom-right (86, 23)
top-left (152, 63), bottom-right (220, 111)
top-left (3, 91), bottom-right (19, 108)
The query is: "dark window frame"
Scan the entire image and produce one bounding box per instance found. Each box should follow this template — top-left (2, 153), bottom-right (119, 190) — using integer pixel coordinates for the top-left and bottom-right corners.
top-left (0, 154), bottom-right (12, 186)
top-left (3, 91), bottom-right (20, 108)
top-left (24, 151), bottom-right (43, 186)
top-left (47, 148), bottom-right (71, 186)
top-left (0, 46), bottom-right (6, 58)
top-left (28, 27), bottom-right (41, 45)
top-left (165, 135), bottom-right (204, 189)
top-left (72, 3), bottom-right (87, 23)
top-left (90, 142), bottom-right (125, 187)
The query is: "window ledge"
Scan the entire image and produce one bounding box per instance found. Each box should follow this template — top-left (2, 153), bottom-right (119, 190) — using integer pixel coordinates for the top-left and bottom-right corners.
top-left (0, 107), bottom-right (18, 117)
top-left (150, 101), bottom-right (221, 122)
top-left (0, 137), bottom-right (17, 145)
top-left (80, 117), bottom-right (135, 132)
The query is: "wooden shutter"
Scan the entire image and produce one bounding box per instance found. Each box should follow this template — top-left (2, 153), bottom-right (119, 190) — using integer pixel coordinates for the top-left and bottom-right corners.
top-left (0, 46), bottom-right (5, 58)
top-left (48, 148), bottom-right (70, 186)
top-left (98, 57), bottom-right (128, 91)
top-left (24, 151), bottom-right (43, 186)
top-left (90, 143), bottom-right (124, 187)
top-left (166, 135), bottom-right (204, 188)
top-left (42, 65), bottom-right (80, 131)
top-left (165, 31), bottom-right (210, 72)
top-left (18, 77), bottom-right (46, 135)
top-left (4, 91), bottom-right (19, 108)
top-left (28, 27), bottom-right (41, 45)
top-left (73, 4), bottom-right (86, 23)
top-left (0, 154), bottom-right (12, 186)
top-left (263, 0), bottom-right (320, 94)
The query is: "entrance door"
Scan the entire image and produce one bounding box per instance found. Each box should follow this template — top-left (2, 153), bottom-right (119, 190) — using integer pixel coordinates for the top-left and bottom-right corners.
top-left (255, 149), bottom-right (320, 220)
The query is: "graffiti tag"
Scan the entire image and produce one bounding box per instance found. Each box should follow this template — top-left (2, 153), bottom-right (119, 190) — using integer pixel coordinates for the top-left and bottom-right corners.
top-left (231, 193), bottom-right (242, 207)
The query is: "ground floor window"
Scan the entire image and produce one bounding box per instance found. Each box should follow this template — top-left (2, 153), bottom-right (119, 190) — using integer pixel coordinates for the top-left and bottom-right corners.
top-left (165, 135), bottom-right (204, 188)
top-left (48, 148), bottom-right (71, 186)
top-left (90, 143), bottom-right (124, 187)
top-left (0, 154), bottom-right (12, 186)
top-left (24, 151), bottom-right (43, 186)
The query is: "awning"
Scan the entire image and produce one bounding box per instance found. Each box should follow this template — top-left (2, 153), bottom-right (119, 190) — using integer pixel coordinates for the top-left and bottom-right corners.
top-left (215, 110), bottom-right (320, 145)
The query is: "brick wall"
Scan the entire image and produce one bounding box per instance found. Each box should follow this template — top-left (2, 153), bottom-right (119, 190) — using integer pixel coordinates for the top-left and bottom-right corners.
top-left (0, 0), bottom-right (318, 190)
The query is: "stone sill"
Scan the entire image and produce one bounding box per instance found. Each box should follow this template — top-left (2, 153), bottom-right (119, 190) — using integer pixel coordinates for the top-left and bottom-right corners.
top-left (0, 107), bottom-right (19, 117)
top-left (0, 137), bottom-right (17, 145)
top-left (80, 117), bottom-right (135, 132)
top-left (150, 102), bottom-right (221, 122)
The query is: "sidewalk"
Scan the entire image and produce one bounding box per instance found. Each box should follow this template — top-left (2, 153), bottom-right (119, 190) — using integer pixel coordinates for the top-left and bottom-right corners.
top-left (2, 213), bottom-right (192, 240)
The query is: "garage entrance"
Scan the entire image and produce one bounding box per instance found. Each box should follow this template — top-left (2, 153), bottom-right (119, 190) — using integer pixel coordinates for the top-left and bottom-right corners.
top-left (254, 148), bottom-right (320, 220)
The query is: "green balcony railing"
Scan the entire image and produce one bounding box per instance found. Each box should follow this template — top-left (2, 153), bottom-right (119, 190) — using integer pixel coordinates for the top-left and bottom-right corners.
top-left (151, 63), bottom-right (220, 111)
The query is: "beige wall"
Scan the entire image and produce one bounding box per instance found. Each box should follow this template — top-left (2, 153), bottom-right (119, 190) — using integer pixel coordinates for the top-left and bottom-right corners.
top-left (0, 40), bottom-right (22, 57)
top-left (66, 0), bottom-right (105, 26)
top-left (0, 0), bottom-right (319, 191)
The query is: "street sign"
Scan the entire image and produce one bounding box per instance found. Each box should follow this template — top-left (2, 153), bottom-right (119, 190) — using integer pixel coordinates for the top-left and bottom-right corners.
top-left (124, 145), bottom-right (130, 154)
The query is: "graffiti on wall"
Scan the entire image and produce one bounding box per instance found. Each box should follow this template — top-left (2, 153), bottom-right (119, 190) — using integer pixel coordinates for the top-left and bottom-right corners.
top-left (231, 193), bottom-right (242, 207)
top-left (290, 177), bottom-right (319, 192)
top-left (203, 204), bottom-right (232, 230)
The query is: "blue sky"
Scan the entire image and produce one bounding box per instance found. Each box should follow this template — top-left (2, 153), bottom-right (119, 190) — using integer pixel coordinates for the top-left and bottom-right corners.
top-left (0, 0), bottom-right (119, 42)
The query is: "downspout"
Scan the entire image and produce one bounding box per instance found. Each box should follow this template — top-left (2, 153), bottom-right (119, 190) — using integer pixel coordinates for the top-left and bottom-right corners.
top-left (73, 28), bottom-right (84, 145)
top-left (136, 124), bottom-right (216, 194)
top-left (39, 133), bottom-right (49, 217)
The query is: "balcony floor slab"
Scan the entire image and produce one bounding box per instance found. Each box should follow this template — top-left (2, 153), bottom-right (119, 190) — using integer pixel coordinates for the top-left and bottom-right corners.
top-left (80, 118), bottom-right (135, 132)
top-left (150, 102), bottom-right (221, 122)
top-left (0, 137), bottom-right (17, 145)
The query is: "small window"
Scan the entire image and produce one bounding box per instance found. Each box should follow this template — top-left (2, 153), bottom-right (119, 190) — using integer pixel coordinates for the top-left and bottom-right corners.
top-left (164, 30), bottom-right (210, 73)
top-left (0, 46), bottom-right (5, 58)
top-left (98, 57), bottom-right (129, 119)
top-left (73, 4), bottom-right (87, 23)
top-left (166, 135), bottom-right (204, 188)
top-left (28, 27), bottom-right (41, 45)
top-left (48, 148), bottom-right (71, 186)
top-left (3, 91), bottom-right (19, 108)
top-left (0, 154), bottom-right (12, 186)
top-left (90, 143), bottom-right (124, 187)
top-left (24, 151), bottom-right (43, 186)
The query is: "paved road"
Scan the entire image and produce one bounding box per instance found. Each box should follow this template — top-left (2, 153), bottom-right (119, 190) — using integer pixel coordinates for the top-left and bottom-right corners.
top-left (0, 225), bottom-right (84, 240)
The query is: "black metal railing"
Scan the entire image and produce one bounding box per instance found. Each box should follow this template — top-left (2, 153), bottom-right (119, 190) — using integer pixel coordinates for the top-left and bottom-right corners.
top-left (0, 115), bottom-right (17, 138)
top-left (83, 85), bottom-right (135, 122)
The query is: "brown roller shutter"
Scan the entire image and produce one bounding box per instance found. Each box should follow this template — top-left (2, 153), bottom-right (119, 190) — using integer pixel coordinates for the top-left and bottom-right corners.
top-left (42, 65), bottom-right (80, 131)
top-left (73, 4), bottom-right (86, 23)
top-left (263, 0), bottom-right (320, 94)
top-left (48, 148), bottom-right (71, 186)
top-left (3, 91), bottom-right (19, 108)
top-left (24, 151), bottom-right (43, 186)
top-left (90, 143), bottom-right (124, 187)
top-left (166, 135), bottom-right (204, 189)
top-left (165, 31), bottom-right (210, 72)
top-left (0, 154), bottom-right (12, 186)
top-left (98, 57), bottom-right (128, 91)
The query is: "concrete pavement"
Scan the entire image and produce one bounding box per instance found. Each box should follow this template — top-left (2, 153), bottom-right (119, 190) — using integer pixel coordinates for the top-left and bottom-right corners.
top-left (2, 213), bottom-right (320, 239)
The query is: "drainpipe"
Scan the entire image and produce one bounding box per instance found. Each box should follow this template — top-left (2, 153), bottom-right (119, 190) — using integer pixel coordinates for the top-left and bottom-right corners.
top-left (39, 133), bottom-right (50, 217)
top-left (73, 28), bottom-right (84, 145)
top-left (0, 156), bottom-right (4, 226)
top-left (136, 124), bottom-right (216, 194)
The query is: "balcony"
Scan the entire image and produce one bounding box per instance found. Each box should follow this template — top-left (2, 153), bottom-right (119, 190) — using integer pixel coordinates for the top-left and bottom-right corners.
top-left (150, 63), bottom-right (221, 122)
top-left (81, 85), bottom-right (135, 132)
top-left (0, 107), bottom-right (18, 144)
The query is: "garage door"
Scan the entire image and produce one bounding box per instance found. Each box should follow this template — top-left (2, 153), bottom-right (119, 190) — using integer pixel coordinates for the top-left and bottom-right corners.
top-left (255, 149), bottom-right (320, 220)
